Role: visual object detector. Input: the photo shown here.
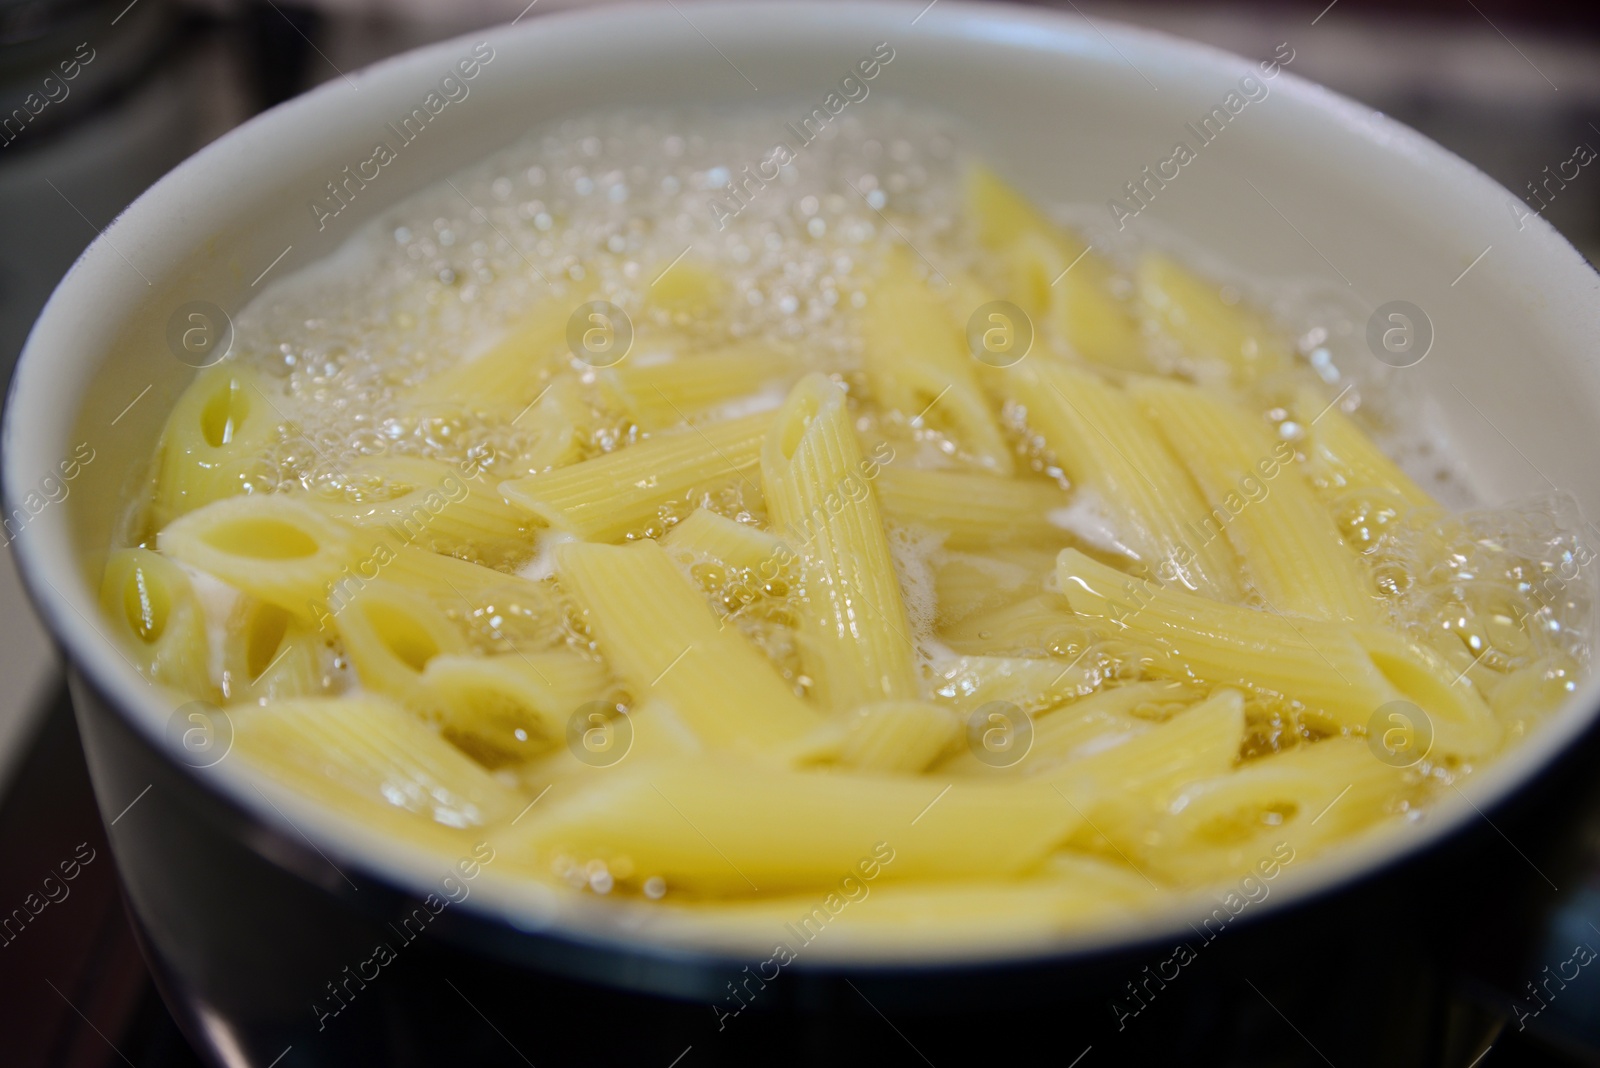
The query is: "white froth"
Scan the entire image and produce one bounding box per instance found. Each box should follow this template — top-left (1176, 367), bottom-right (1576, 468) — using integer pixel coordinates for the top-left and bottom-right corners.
top-left (173, 561), bottom-right (242, 687)
top-left (1049, 490), bottom-right (1140, 561)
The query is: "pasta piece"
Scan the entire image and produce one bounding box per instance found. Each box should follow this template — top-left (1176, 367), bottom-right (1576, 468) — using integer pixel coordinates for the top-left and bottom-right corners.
top-left (220, 597), bottom-right (330, 703)
top-left (151, 364), bottom-right (282, 527)
top-left (381, 544), bottom-right (562, 635)
top-left (963, 164), bottom-right (1144, 370)
top-left (317, 455), bottom-right (534, 569)
top-left (515, 697), bottom-right (708, 797)
top-left (231, 695), bottom-right (523, 832)
top-left (927, 654), bottom-right (1100, 714)
top-left (1056, 691), bottom-right (1249, 863)
top-left (511, 372), bottom-right (588, 472)
top-left (960, 164), bottom-right (1152, 369)
top-left (331, 580), bottom-right (466, 705)
top-left (762, 374), bottom-right (919, 709)
top-left (1138, 738), bottom-right (1411, 885)
top-left (679, 859), bottom-right (1157, 948)
top-left (1055, 549), bottom-right (1502, 757)
top-left (555, 540), bottom-right (819, 752)
top-left (1286, 384), bottom-right (1439, 515)
top-left (936, 680), bottom-right (1201, 778)
top-left (501, 760), bottom-right (1077, 894)
top-left (1002, 362), bottom-right (1242, 600)
top-left (875, 468), bottom-right (1069, 550)
top-left (663, 507), bottom-right (786, 572)
top-left (605, 342), bottom-right (796, 430)
top-left (838, 701), bottom-right (960, 774)
top-left (929, 548), bottom-right (1055, 626)
top-left (500, 411), bottom-right (774, 541)
top-left (1057, 689), bottom-right (1245, 810)
top-left (860, 248), bottom-right (1012, 473)
top-left (645, 257), bottom-right (727, 319)
top-left (352, 544), bottom-right (567, 656)
top-left (1482, 654), bottom-right (1583, 728)
top-left (157, 494), bottom-right (359, 621)
top-left (1136, 253), bottom-right (1289, 382)
top-left (939, 593), bottom-right (1088, 657)
top-left (403, 297), bottom-right (571, 415)
top-left (423, 651), bottom-right (610, 768)
top-left (1130, 378), bottom-right (1375, 622)
top-left (98, 548), bottom-right (214, 696)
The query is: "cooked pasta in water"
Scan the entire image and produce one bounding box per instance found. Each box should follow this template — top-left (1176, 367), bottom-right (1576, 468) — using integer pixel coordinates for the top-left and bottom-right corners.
top-left (102, 105), bottom-right (1594, 947)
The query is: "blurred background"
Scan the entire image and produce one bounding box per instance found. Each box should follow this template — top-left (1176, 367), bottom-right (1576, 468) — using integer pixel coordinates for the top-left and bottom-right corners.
top-left (0, 0), bottom-right (1595, 1064)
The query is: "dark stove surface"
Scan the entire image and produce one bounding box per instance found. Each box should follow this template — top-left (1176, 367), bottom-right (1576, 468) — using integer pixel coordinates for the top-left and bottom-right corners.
top-left (0, 685), bottom-right (204, 1068)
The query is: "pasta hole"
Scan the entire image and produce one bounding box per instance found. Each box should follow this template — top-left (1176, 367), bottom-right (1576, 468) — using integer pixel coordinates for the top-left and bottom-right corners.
top-left (367, 610), bottom-right (443, 673)
top-left (199, 379), bottom-right (250, 449)
top-left (245, 605), bottom-right (290, 679)
top-left (1194, 801), bottom-right (1298, 846)
top-left (202, 517), bottom-right (321, 560)
top-left (776, 391), bottom-right (823, 460)
top-left (124, 566), bottom-right (170, 643)
top-left (441, 689), bottom-right (551, 769)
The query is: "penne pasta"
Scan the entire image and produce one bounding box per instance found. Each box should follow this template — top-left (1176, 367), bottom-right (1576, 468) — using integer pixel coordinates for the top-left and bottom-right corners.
top-left (936, 680), bottom-right (1203, 778)
top-left (939, 593), bottom-right (1088, 658)
top-left (423, 650), bottom-right (610, 768)
top-left (499, 760), bottom-right (1078, 895)
top-left (860, 248), bottom-right (1013, 473)
top-left (232, 695), bottom-right (524, 833)
top-left (220, 597), bottom-right (331, 704)
top-left (331, 579), bottom-right (467, 705)
top-left (1286, 383), bottom-right (1439, 516)
top-left (151, 363), bottom-right (282, 528)
top-left (555, 539), bottom-right (819, 752)
top-left (663, 507), bottom-right (787, 573)
top-left (875, 467), bottom-right (1070, 550)
top-left (99, 548), bottom-right (215, 696)
top-left (500, 411), bottom-right (774, 541)
top-left (317, 455), bottom-right (535, 569)
top-left (1137, 738), bottom-right (1411, 885)
top-left (929, 548), bottom-right (1056, 626)
top-left (963, 164), bottom-right (1144, 371)
top-left (604, 341), bottom-right (797, 430)
top-left (837, 700), bottom-right (960, 774)
top-left (157, 494), bottom-right (360, 621)
top-left (403, 297), bottom-right (572, 416)
top-left (762, 374), bottom-right (919, 709)
top-left (1130, 377), bottom-right (1376, 622)
top-left (998, 361), bottom-right (1243, 600)
top-left (1055, 549), bottom-right (1502, 758)
top-left (1136, 252), bottom-right (1289, 382)
top-left (927, 653), bottom-right (1100, 714)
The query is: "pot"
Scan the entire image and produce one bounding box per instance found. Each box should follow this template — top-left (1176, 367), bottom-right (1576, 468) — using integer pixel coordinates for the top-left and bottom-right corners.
top-left (7, 3), bottom-right (1600, 1064)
